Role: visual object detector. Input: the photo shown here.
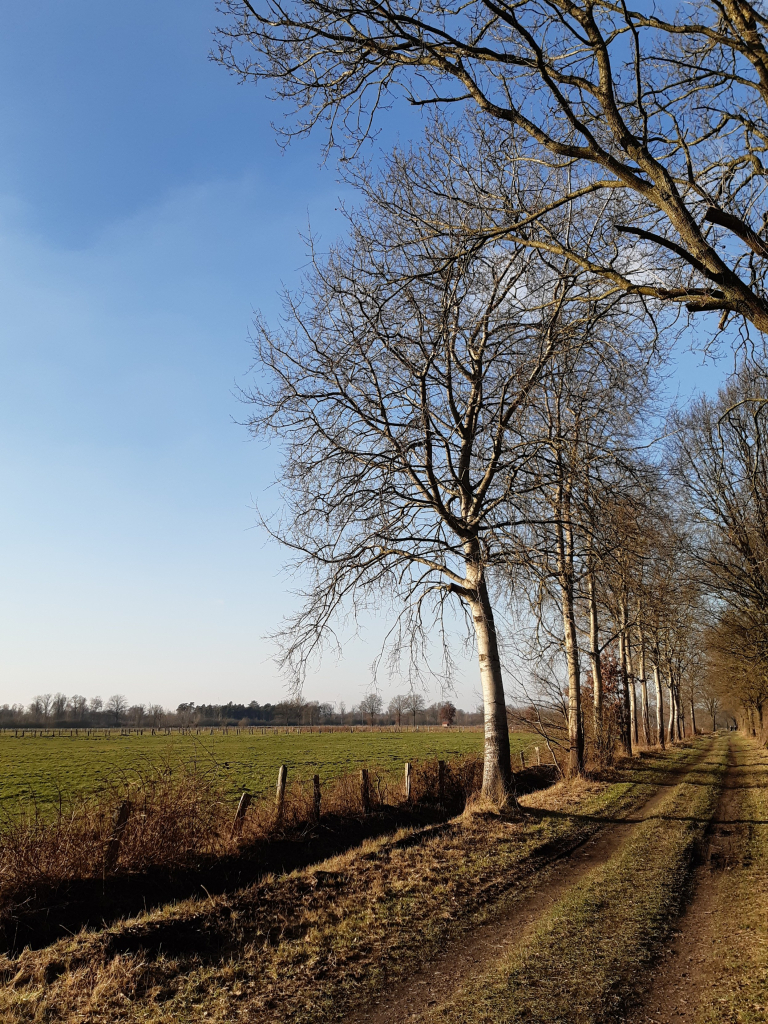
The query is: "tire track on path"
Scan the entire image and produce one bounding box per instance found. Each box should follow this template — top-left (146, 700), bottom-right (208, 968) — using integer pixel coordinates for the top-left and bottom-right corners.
top-left (349, 739), bottom-right (719, 1024)
top-left (622, 734), bottom-right (756, 1024)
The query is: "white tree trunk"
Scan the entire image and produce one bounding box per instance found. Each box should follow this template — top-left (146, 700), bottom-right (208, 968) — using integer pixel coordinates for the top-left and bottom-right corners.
top-left (638, 629), bottom-right (650, 745)
top-left (626, 631), bottom-right (638, 748)
top-left (667, 679), bottom-right (677, 743)
top-left (653, 663), bottom-right (665, 748)
top-left (587, 570), bottom-right (603, 754)
top-left (561, 583), bottom-right (583, 774)
top-left (555, 478), bottom-right (583, 774)
top-left (467, 578), bottom-right (514, 800)
top-left (618, 613), bottom-right (632, 755)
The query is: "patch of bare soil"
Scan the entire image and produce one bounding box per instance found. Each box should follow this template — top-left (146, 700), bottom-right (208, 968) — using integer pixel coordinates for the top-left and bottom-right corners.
top-left (347, 751), bottom-right (706, 1024)
top-left (621, 736), bottom-right (747, 1024)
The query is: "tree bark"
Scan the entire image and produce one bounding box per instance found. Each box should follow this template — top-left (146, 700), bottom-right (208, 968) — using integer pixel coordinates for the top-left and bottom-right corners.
top-left (618, 627), bottom-right (633, 755)
top-left (637, 626), bottom-right (650, 746)
top-left (555, 474), bottom-right (583, 774)
top-left (653, 663), bottom-right (665, 749)
top-left (561, 585), bottom-right (583, 774)
top-left (690, 695), bottom-right (697, 736)
top-left (467, 577), bottom-right (514, 800)
top-left (667, 680), bottom-right (677, 743)
top-left (626, 629), bottom-right (638, 748)
top-left (587, 569), bottom-right (603, 755)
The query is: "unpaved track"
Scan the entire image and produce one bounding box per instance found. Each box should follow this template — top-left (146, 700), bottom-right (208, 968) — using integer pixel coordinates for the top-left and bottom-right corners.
top-left (350, 742), bottom-right (716, 1024)
top-left (622, 735), bottom-right (748, 1024)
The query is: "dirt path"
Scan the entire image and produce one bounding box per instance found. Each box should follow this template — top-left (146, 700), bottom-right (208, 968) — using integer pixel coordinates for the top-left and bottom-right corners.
top-left (622, 735), bottom-right (750, 1024)
top-left (348, 742), bottom-right (717, 1024)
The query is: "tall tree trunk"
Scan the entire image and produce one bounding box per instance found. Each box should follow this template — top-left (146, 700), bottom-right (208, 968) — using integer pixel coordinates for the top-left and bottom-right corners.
top-left (667, 679), bottom-right (676, 744)
top-left (653, 662), bottom-right (665, 748)
top-left (690, 695), bottom-right (697, 736)
top-left (561, 587), bottom-right (583, 774)
top-left (556, 476), bottom-right (583, 774)
top-left (587, 568), bottom-right (603, 755)
top-left (678, 687), bottom-right (686, 738)
top-left (637, 622), bottom-right (650, 746)
top-left (466, 575), bottom-right (514, 800)
top-left (618, 625), bottom-right (632, 755)
top-left (626, 630), bottom-right (638, 747)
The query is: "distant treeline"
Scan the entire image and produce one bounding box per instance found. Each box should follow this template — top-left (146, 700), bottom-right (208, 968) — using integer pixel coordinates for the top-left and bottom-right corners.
top-left (0, 693), bottom-right (482, 729)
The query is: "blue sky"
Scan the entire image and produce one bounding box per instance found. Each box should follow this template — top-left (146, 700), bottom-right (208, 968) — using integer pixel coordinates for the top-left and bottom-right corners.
top-left (0, 0), bottom-right (365, 712)
top-left (0, 2), bottom-right (727, 714)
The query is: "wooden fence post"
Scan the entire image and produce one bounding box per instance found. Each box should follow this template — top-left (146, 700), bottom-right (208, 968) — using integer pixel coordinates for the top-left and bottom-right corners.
top-left (360, 768), bottom-right (371, 814)
top-left (104, 801), bottom-right (131, 872)
top-left (231, 791), bottom-right (251, 837)
top-left (276, 764), bottom-right (288, 822)
top-left (404, 762), bottom-right (412, 802)
top-left (535, 746), bottom-right (541, 766)
top-left (438, 760), bottom-right (446, 806)
top-left (520, 751), bottom-right (526, 769)
top-left (313, 774), bottom-right (321, 822)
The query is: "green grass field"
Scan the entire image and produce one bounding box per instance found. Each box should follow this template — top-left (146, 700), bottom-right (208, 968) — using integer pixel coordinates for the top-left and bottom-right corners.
top-left (0, 729), bottom-right (538, 808)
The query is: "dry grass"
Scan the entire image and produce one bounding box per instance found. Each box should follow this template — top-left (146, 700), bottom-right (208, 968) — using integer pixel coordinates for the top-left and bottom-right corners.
top-left (0, 753), bottom-right (485, 940)
top-left (413, 737), bottom-right (728, 1024)
top-left (694, 736), bottom-right (768, 1023)
top-left (0, 742), bottom-right (705, 1024)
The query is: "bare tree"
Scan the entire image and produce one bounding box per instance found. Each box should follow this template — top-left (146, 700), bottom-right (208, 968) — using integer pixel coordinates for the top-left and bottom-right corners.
top-left (403, 692), bottom-right (426, 728)
top-left (128, 705), bottom-right (146, 727)
top-left (701, 682), bottom-right (722, 732)
top-left (359, 692), bottom-right (384, 725)
top-left (439, 701), bottom-right (457, 726)
top-left (146, 703), bottom-right (165, 728)
top-left (32, 694), bottom-right (53, 723)
top-left (672, 361), bottom-right (768, 730)
top-left (246, 136), bottom-right (615, 798)
top-left (388, 693), bottom-right (408, 727)
top-left (68, 694), bottom-right (88, 721)
top-left (217, 0), bottom-right (768, 335)
top-left (508, 303), bottom-right (659, 771)
top-left (106, 694), bottom-right (128, 726)
top-left (596, 479), bottom-right (676, 754)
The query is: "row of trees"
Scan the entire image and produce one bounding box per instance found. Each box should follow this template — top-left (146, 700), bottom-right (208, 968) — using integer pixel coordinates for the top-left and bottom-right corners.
top-left (0, 694), bottom-right (466, 729)
top-left (213, 0), bottom-right (768, 796)
top-left (0, 695), bottom-right (164, 729)
top-left (177, 696), bottom-right (463, 727)
top-left (674, 364), bottom-right (768, 738)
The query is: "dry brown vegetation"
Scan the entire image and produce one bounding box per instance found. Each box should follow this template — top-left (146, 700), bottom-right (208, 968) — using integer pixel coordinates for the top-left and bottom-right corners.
top-left (0, 752), bottom-right (560, 953)
top-left (0, 743), bottom-right (698, 1023)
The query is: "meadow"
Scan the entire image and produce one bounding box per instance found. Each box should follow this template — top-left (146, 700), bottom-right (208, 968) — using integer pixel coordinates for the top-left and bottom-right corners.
top-left (0, 728), bottom-right (539, 808)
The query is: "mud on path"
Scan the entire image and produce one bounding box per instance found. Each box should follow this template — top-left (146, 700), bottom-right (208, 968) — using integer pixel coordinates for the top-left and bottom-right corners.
top-left (622, 735), bottom-right (752, 1024)
top-left (347, 741), bottom-right (718, 1024)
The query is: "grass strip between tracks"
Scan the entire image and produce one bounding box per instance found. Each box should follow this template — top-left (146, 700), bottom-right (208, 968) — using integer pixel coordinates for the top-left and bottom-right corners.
top-left (414, 735), bottom-right (728, 1024)
top-left (0, 741), bottom-right (708, 1023)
